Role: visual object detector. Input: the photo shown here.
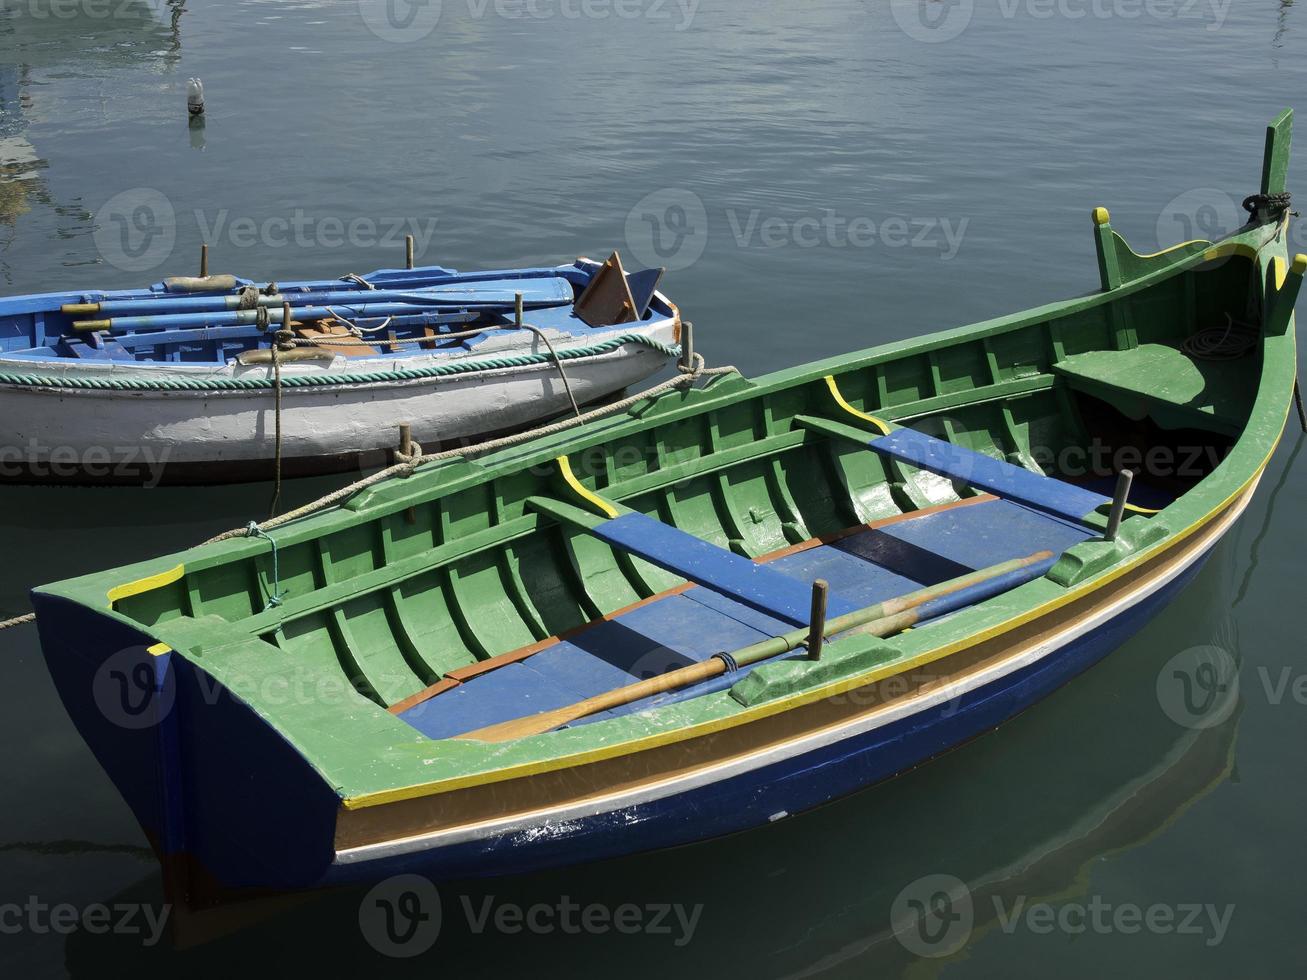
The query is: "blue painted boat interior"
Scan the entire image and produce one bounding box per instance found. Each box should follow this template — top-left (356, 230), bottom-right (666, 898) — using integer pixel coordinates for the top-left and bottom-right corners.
top-left (0, 262), bottom-right (668, 366)
top-left (397, 496), bottom-right (1108, 740)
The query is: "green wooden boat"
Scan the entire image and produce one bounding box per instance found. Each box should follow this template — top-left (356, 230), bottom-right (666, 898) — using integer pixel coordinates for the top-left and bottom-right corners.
top-left (31, 112), bottom-right (1302, 904)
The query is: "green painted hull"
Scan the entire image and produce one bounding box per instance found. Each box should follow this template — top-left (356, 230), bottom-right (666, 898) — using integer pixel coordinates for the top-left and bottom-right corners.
top-left (30, 112), bottom-right (1302, 899)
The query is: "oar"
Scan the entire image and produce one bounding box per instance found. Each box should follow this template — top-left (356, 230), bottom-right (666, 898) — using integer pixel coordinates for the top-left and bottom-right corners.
top-left (70, 300), bottom-right (496, 333)
top-left (457, 550), bottom-right (1056, 743)
top-left (62, 280), bottom-right (572, 318)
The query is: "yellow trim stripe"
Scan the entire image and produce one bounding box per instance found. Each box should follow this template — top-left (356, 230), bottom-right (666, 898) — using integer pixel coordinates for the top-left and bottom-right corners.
top-left (146, 643), bottom-right (173, 657)
top-left (343, 437), bottom-right (1278, 810)
top-left (824, 376), bottom-right (892, 436)
top-left (106, 564), bottom-right (185, 608)
top-left (556, 455), bottom-right (618, 519)
top-left (1202, 242), bottom-right (1260, 264)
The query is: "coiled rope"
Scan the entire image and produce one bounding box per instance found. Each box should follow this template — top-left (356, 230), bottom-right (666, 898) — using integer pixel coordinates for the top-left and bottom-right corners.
top-left (1181, 315), bottom-right (1260, 361)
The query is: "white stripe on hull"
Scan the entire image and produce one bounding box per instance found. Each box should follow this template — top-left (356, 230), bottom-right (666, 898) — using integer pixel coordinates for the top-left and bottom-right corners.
top-left (335, 480), bottom-right (1256, 866)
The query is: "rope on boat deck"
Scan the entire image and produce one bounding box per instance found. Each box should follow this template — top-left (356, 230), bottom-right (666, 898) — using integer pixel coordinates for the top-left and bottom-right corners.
top-left (199, 353), bottom-right (739, 546)
top-left (0, 334), bottom-right (682, 392)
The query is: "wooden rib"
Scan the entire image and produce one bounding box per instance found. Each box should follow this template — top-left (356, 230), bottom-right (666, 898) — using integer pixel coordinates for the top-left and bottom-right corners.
top-left (387, 494), bottom-right (998, 713)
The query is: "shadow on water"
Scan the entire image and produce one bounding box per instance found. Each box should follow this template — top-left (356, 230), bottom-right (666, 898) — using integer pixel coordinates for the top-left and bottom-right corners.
top-left (55, 544), bottom-right (1244, 978)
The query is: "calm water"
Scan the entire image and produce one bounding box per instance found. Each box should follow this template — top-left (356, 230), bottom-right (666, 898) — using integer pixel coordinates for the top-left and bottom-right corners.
top-left (2, 0), bottom-right (1306, 976)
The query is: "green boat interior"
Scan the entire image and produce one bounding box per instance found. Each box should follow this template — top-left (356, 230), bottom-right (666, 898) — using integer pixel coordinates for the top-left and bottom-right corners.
top-left (99, 247), bottom-right (1264, 739)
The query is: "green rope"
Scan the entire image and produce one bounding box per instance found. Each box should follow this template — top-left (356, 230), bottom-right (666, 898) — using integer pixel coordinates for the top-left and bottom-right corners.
top-left (0, 334), bottom-right (679, 393)
top-left (245, 522), bottom-right (287, 612)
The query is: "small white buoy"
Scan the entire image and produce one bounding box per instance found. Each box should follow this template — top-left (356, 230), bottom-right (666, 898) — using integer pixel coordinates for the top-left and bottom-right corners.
top-left (187, 78), bottom-right (205, 116)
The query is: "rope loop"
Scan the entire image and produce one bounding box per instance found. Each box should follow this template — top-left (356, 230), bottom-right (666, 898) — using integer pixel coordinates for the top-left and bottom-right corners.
top-left (394, 439), bottom-right (424, 475)
top-left (245, 522), bottom-right (288, 610)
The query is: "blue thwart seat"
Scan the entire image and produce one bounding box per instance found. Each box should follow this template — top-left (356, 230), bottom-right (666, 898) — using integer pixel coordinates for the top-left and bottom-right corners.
top-left (586, 511), bottom-right (861, 626)
top-left (395, 496), bottom-right (1100, 740)
top-left (864, 428), bottom-right (1110, 525)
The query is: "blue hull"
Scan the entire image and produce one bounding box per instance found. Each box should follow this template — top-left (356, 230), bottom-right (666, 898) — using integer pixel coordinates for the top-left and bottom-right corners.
top-left (324, 547), bottom-right (1211, 888)
top-left (35, 534), bottom-right (1211, 895)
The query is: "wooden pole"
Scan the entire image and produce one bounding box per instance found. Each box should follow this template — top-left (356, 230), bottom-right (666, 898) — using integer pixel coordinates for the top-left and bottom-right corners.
top-left (514, 291), bottom-right (524, 328)
top-left (1105, 470), bottom-right (1133, 542)
top-left (405, 234), bottom-right (415, 270)
top-left (199, 243), bottom-right (208, 278)
top-left (808, 580), bottom-right (828, 661)
top-left (679, 320), bottom-right (695, 371)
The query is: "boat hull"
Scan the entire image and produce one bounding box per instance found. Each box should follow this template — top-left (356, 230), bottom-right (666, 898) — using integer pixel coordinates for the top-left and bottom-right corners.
top-left (0, 323), bottom-right (676, 485)
top-left (32, 473), bottom-right (1251, 897)
top-left (326, 483), bottom-right (1243, 886)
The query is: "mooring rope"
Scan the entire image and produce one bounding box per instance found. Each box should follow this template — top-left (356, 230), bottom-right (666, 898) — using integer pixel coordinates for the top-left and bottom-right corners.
top-left (519, 323), bottom-right (581, 417)
top-left (0, 355), bottom-right (737, 633)
top-left (201, 353), bottom-right (738, 546)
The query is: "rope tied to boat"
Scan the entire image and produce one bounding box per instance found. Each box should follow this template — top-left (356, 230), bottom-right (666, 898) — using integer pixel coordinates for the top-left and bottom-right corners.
top-left (201, 351), bottom-right (739, 546)
top-left (245, 522), bottom-right (288, 611)
top-left (0, 612), bottom-right (35, 631)
top-left (1243, 192), bottom-right (1298, 222)
top-left (394, 439), bottom-right (424, 475)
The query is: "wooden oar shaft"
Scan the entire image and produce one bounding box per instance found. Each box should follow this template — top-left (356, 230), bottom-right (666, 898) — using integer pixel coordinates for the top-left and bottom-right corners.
top-left (458, 550), bottom-right (1054, 743)
top-left (730, 549), bottom-right (1053, 669)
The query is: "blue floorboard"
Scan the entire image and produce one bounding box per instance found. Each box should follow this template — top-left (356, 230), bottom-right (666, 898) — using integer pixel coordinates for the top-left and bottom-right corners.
top-left (397, 498), bottom-right (1098, 739)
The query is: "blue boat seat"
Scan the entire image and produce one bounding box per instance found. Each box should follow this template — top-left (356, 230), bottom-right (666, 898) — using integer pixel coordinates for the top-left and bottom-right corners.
top-left (590, 511), bottom-right (860, 627)
top-left (864, 428), bottom-right (1110, 525)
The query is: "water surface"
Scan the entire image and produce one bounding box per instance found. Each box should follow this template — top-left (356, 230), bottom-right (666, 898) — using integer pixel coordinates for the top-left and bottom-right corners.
top-left (2, 1), bottom-right (1305, 976)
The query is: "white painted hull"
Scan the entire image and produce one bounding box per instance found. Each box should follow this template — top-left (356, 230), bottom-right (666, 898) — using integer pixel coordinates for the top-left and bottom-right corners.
top-left (0, 319), bottom-right (678, 482)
